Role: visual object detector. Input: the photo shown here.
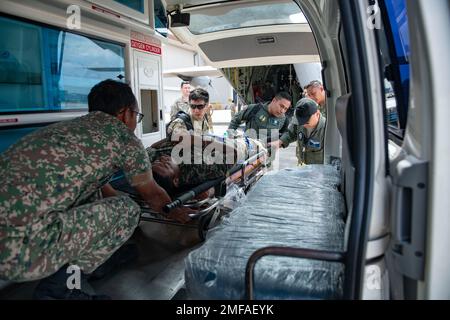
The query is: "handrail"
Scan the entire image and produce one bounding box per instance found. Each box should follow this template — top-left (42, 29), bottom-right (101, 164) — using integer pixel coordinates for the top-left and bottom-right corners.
top-left (245, 246), bottom-right (345, 300)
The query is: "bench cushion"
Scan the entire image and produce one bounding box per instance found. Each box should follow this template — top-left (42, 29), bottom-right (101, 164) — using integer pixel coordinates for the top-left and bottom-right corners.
top-left (185, 165), bottom-right (346, 300)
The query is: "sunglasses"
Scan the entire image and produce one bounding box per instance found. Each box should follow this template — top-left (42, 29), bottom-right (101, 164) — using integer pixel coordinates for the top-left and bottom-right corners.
top-left (190, 103), bottom-right (207, 110)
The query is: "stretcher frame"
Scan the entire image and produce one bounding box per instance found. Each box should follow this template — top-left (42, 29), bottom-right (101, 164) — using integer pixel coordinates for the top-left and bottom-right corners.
top-left (122, 151), bottom-right (268, 241)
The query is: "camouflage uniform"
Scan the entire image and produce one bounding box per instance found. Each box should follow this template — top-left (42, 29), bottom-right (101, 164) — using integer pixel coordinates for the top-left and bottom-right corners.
top-left (147, 136), bottom-right (265, 188)
top-left (167, 111), bottom-right (212, 138)
top-left (279, 113), bottom-right (327, 165)
top-left (0, 111), bottom-right (151, 282)
top-left (170, 98), bottom-right (190, 120)
top-left (170, 98), bottom-right (213, 131)
top-left (228, 103), bottom-right (289, 145)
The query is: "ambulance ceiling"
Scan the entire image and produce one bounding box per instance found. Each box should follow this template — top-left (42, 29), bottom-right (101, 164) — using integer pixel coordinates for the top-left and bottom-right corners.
top-left (164, 0), bottom-right (233, 11)
top-left (164, 0), bottom-right (319, 68)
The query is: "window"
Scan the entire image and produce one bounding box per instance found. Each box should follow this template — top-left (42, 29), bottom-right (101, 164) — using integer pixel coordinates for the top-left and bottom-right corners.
top-left (0, 16), bottom-right (125, 114)
top-left (88, 0), bottom-right (149, 24)
top-left (114, 0), bottom-right (145, 13)
top-left (140, 89), bottom-right (160, 134)
top-left (187, 0), bottom-right (306, 35)
top-left (377, 0), bottom-right (411, 136)
top-left (154, 0), bottom-right (168, 37)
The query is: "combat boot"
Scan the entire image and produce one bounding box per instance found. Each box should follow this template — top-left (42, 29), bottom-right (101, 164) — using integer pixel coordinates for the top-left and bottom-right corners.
top-left (33, 265), bottom-right (111, 300)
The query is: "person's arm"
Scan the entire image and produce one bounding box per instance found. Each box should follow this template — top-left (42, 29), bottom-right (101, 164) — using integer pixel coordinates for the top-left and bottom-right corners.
top-left (228, 105), bottom-right (255, 130)
top-left (122, 135), bottom-right (192, 223)
top-left (280, 116), bottom-right (290, 136)
top-left (195, 187), bottom-right (215, 200)
top-left (170, 101), bottom-right (180, 120)
top-left (167, 119), bottom-right (190, 138)
top-left (131, 171), bottom-right (192, 223)
top-left (101, 183), bottom-right (119, 198)
top-left (275, 123), bottom-right (299, 149)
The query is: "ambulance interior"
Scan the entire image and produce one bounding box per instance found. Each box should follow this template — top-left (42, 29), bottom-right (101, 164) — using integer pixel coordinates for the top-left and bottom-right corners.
top-left (1, 0), bottom-right (444, 300)
top-left (162, 0), bottom-right (360, 300)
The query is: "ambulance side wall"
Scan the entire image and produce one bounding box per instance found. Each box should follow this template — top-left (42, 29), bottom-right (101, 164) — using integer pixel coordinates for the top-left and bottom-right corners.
top-left (0, 0), bottom-right (165, 149)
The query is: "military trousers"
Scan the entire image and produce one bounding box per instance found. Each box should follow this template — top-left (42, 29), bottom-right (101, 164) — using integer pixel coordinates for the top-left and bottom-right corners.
top-left (0, 195), bottom-right (140, 282)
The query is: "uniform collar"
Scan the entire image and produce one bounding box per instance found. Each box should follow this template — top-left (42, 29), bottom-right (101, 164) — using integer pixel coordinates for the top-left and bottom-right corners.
top-left (189, 112), bottom-right (208, 128)
top-left (308, 113), bottom-right (326, 136)
top-left (261, 102), bottom-right (270, 114)
top-left (90, 111), bottom-right (132, 132)
top-left (262, 102), bottom-right (284, 120)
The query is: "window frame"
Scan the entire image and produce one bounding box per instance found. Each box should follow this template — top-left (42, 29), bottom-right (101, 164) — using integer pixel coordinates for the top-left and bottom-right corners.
top-left (86, 0), bottom-right (150, 25)
top-left (185, 0), bottom-right (307, 35)
top-left (0, 13), bottom-right (127, 116)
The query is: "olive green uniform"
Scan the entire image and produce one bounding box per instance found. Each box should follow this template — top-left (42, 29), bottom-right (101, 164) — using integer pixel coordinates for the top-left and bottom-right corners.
top-left (318, 104), bottom-right (327, 120)
top-left (0, 111), bottom-right (151, 282)
top-left (228, 103), bottom-right (289, 144)
top-left (279, 114), bottom-right (327, 165)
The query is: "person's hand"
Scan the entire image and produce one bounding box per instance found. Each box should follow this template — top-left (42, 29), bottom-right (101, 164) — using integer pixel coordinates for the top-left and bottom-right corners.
top-left (166, 206), bottom-right (196, 224)
top-left (195, 188), bottom-right (214, 201)
top-left (269, 140), bottom-right (283, 149)
top-left (101, 183), bottom-right (119, 198)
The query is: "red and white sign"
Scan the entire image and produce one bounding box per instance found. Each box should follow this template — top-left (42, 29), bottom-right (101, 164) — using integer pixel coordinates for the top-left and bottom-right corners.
top-left (131, 40), bottom-right (162, 55)
top-left (0, 118), bottom-right (18, 124)
top-left (131, 31), bottom-right (162, 55)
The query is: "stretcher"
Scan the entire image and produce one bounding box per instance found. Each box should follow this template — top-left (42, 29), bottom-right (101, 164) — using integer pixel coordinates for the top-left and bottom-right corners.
top-left (111, 150), bottom-right (268, 241)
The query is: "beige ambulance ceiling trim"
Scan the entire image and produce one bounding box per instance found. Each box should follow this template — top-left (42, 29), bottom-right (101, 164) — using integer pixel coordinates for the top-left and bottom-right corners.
top-left (163, 66), bottom-right (222, 78)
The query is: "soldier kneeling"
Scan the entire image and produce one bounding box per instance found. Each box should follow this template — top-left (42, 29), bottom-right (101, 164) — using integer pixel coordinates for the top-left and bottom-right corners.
top-left (0, 80), bottom-right (192, 299)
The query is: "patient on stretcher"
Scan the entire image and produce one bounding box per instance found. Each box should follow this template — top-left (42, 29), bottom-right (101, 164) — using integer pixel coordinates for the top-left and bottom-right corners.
top-left (148, 134), bottom-right (266, 196)
top-left (113, 134), bottom-right (266, 198)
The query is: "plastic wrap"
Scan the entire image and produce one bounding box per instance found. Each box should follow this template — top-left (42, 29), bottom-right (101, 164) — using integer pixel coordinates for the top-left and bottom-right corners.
top-left (185, 165), bottom-right (346, 300)
top-left (218, 184), bottom-right (247, 214)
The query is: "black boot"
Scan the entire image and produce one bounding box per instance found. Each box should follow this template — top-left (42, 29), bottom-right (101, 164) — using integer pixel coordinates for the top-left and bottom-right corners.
top-left (33, 265), bottom-right (111, 300)
top-left (88, 243), bottom-right (139, 281)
